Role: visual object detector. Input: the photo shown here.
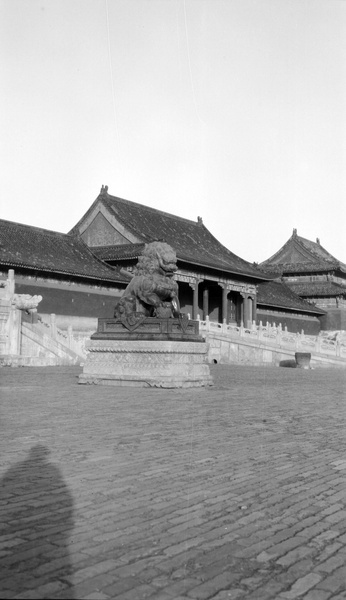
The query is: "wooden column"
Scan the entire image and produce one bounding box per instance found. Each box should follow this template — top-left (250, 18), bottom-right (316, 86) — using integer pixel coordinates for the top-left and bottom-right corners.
top-left (240, 293), bottom-right (245, 325)
top-left (252, 294), bottom-right (257, 324)
top-left (244, 295), bottom-right (251, 328)
top-left (203, 288), bottom-right (209, 320)
top-left (189, 279), bottom-right (202, 320)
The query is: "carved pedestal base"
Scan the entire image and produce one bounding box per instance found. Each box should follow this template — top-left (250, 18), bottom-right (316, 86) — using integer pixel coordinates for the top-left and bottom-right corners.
top-left (79, 339), bottom-right (213, 388)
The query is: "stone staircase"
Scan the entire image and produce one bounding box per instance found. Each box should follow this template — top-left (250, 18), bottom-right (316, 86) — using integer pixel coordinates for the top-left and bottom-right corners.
top-left (0, 270), bottom-right (91, 366)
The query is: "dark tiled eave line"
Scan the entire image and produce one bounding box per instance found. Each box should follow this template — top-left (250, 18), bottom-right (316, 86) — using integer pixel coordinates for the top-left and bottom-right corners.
top-left (263, 264), bottom-right (346, 275)
top-left (101, 253), bottom-right (271, 281)
top-left (291, 289), bottom-right (346, 298)
top-left (0, 259), bottom-right (126, 284)
top-left (94, 246), bottom-right (271, 281)
top-left (177, 257), bottom-right (271, 281)
top-left (257, 299), bottom-right (324, 315)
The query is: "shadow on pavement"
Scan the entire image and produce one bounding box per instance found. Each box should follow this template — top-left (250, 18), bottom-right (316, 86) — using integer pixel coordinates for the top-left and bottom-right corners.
top-left (279, 359), bottom-right (297, 368)
top-left (0, 444), bottom-right (75, 598)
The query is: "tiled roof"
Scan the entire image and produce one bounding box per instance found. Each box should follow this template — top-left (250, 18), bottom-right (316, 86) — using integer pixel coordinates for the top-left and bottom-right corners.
top-left (93, 243), bottom-right (146, 261)
top-left (0, 219), bottom-right (126, 284)
top-left (260, 262), bottom-right (340, 274)
top-left (260, 229), bottom-right (346, 275)
top-left (73, 190), bottom-right (271, 281)
top-left (287, 281), bottom-right (346, 298)
top-left (257, 280), bottom-right (325, 314)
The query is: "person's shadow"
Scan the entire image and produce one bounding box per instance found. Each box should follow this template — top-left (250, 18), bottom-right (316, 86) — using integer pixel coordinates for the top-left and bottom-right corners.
top-left (0, 444), bottom-right (75, 598)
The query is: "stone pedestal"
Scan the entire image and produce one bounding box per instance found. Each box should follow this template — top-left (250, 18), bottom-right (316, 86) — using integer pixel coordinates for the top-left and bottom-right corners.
top-left (79, 317), bottom-right (213, 388)
top-left (79, 339), bottom-right (212, 388)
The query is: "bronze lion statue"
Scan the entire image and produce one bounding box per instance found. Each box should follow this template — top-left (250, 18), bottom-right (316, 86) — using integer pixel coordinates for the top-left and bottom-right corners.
top-left (114, 242), bottom-right (181, 320)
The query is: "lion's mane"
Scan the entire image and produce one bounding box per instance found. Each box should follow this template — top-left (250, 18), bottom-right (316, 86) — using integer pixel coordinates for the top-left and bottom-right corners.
top-left (134, 242), bottom-right (178, 276)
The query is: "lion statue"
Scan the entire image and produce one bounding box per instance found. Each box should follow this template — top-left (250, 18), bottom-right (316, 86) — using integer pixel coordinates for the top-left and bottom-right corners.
top-left (114, 242), bottom-right (181, 320)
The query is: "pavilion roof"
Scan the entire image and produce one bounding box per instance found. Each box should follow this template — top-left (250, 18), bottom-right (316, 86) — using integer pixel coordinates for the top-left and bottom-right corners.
top-left (0, 218), bottom-right (126, 284)
top-left (257, 280), bottom-right (325, 314)
top-left (72, 189), bottom-right (271, 281)
top-left (260, 229), bottom-right (346, 275)
top-left (287, 280), bottom-right (346, 298)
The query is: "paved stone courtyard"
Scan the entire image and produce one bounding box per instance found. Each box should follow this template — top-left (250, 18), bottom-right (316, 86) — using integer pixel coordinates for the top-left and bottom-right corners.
top-left (1, 364), bottom-right (346, 600)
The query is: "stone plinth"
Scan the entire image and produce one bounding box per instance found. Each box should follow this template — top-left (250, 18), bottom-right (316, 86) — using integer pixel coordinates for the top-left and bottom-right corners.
top-left (79, 338), bottom-right (213, 388)
top-left (91, 316), bottom-right (202, 342)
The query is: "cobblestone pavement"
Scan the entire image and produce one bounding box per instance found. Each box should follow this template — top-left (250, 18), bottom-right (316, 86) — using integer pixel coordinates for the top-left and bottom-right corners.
top-left (1, 365), bottom-right (346, 600)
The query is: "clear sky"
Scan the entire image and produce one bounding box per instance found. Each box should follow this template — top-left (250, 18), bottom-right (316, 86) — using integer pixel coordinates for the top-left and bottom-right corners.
top-left (1, 0), bottom-right (345, 263)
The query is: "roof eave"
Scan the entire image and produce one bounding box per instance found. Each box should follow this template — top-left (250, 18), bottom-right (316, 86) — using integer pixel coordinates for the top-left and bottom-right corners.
top-left (0, 260), bottom-right (126, 285)
top-left (257, 301), bottom-right (325, 315)
top-left (177, 257), bottom-right (273, 281)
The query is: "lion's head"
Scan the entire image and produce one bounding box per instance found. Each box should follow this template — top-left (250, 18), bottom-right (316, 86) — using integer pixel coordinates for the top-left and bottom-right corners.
top-left (134, 242), bottom-right (178, 277)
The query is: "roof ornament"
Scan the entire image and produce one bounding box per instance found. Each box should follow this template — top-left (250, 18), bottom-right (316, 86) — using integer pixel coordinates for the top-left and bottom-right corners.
top-left (197, 216), bottom-right (203, 225)
top-left (292, 228), bottom-right (297, 237)
top-left (100, 185), bottom-right (109, 195)
top-left (316, 237), bottom-right (320, 245)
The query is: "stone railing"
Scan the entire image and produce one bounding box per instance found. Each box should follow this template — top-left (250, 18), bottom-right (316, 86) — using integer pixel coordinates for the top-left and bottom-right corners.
top-left (33, 314), bottom-right (90, 359)
top-left (197, 316), bottom-right (346, 360)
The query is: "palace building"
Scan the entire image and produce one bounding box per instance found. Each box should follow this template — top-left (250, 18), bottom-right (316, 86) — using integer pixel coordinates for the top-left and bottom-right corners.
top-left (0, 189), bottom-right (325, 336)
top-left (70, 186), bottom-right (273, 327)
top-left (0, 218), bottom-right (127, 331)
top-left (69, 187), bottom-right (324, 333)
top-left (260, 229), bottom-right (346, 330)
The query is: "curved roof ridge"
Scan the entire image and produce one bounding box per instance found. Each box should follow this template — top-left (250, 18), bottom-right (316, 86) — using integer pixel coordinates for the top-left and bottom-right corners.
top-left (297, 234), bottom-right (346, 267)
top-left (260, 234), bottom-right (312, 265)
top-left (0, 217), bottom-right (68, 238)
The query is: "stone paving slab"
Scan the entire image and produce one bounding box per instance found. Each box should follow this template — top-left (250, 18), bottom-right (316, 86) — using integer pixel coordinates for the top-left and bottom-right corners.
top-left (0, 364), bottom-right (346, 599)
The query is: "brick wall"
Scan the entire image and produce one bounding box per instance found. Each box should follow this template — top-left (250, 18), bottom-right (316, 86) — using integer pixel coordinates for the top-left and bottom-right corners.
top-left (15, 283), bottom-right (121, 319)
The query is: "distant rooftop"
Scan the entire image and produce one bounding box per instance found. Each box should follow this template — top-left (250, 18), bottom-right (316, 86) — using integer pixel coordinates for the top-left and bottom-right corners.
top-left (260, 229), bottom-right (346, 275)
top-left (288, 280), bottom-right (346, 298)
top-left (257, 280), bottom-right (325, 315)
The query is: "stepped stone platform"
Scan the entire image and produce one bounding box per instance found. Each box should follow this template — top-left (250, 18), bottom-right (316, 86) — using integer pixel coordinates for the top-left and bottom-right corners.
top-left (79, 316), bottom-right (213, 388)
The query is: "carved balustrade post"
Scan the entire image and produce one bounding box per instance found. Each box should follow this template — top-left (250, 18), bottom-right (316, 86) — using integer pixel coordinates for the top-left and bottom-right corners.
top-left (50, 314), bottom-right (57, 340)
top-left (67, 325), bottom-right (73, 349)
top-left (8, 305), bottom-right (21, 355)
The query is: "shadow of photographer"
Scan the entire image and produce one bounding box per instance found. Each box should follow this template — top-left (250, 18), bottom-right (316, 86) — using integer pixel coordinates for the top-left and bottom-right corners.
top-left (0, 444), bottom-right (75, 598)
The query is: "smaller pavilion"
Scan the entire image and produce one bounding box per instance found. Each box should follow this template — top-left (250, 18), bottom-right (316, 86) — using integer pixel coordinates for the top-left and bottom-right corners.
top-left (260, 229), bottom-right (346, 330)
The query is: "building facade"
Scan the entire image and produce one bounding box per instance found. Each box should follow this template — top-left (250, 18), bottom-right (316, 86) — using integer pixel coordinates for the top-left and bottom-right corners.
top-left (70, 186), bottom-right (271, 327)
